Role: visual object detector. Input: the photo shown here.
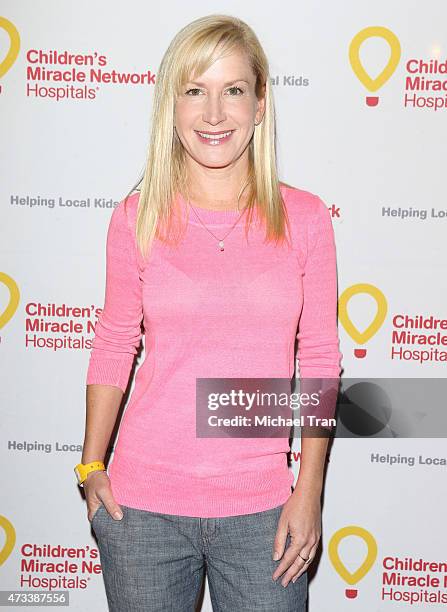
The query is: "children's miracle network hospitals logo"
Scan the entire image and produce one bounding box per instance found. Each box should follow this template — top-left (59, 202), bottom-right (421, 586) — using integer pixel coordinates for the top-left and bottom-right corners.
top-left (349, 26), bottom-right (401, 107)
top-left (349, 25), bottom-right (447, 111)
top-left (0, 15), bottom-right (156, 100)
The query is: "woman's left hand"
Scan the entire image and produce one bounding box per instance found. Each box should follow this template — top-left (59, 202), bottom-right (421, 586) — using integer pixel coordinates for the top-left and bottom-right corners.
top-left (272, 482), bottom-right (322, 586)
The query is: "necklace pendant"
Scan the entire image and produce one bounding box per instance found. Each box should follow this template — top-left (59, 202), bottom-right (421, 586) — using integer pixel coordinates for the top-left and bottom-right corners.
top-left (219, 240), bottom-right (224, 251)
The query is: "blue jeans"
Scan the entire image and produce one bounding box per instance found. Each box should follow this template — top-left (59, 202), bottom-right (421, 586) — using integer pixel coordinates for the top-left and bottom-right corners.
top-left (91, 502), bottom-right (308, 611)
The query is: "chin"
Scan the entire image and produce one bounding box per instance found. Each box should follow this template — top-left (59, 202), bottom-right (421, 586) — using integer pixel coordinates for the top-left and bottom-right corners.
top-left (198, 159), bottom-right (235, 169)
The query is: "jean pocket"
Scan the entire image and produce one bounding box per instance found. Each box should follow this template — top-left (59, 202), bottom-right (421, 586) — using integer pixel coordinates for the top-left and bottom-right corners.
top-left (91, 503), bottom-right (105, 526)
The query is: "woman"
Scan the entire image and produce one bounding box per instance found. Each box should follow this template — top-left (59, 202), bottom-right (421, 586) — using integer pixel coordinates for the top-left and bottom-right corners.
top-left (76, 13), bottom-right (342, 611)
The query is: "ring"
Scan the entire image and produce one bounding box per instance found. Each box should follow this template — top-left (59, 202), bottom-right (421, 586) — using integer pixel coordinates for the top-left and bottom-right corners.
top-left (298, 552), bottom-right (312, 563)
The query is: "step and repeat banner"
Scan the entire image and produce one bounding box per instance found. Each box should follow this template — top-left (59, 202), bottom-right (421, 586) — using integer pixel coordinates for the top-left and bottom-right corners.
top-left (1, 1), bottom-right (446, 610)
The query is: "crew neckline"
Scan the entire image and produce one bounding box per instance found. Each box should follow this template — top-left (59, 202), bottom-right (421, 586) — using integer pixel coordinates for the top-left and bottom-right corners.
top-left (178, 192), bottom-right (248, 226)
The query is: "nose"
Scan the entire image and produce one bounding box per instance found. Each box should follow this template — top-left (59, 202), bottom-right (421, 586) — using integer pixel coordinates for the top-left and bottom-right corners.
top-left (202, 92), bottom-right (227, 125)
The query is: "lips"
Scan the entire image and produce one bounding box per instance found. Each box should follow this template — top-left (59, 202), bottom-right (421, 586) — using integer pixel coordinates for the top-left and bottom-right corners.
top-left (195, 129), bottom-right (235, 145)
top-left (195, 129), bottom-right (235, 135)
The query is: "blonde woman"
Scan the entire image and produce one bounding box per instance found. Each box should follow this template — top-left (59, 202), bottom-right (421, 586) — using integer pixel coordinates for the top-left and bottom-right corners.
top-left (76, 14), bottom-right (342, 611)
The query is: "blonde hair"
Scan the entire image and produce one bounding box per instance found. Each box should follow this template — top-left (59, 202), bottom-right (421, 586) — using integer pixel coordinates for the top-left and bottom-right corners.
top-left (124, 14), bottom-right (292, 262)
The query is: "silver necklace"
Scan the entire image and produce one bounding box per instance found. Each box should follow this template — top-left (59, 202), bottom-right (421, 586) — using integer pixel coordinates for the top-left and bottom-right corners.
top-left (187, 198), bottom-right (248, 252)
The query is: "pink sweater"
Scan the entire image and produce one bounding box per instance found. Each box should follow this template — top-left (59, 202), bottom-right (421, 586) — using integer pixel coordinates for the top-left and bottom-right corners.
top-left (85, 184), bottom-right (342, 517)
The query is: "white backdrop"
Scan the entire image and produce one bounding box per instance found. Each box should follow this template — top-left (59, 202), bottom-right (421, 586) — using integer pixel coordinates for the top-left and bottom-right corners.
top-left (1, 1), bottom-right (446, 610)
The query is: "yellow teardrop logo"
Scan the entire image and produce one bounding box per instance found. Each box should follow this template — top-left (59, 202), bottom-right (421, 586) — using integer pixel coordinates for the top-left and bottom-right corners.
top-left (0, 17), bottom-right (20, 80)
top-left (0, 515), bottom-right (16, 566)
top-left (349, 26), bottom-right (401, 106)
top-left (329, 525), bottom-right (378, 598)
top-left (0, 272), bottom-right (20, 330)
top-left (339, 283), bottom-right (387, 358)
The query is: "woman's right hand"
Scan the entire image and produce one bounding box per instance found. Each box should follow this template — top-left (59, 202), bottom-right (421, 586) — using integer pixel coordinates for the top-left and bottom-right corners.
top-left (84, 470), bottom-right (124, 522)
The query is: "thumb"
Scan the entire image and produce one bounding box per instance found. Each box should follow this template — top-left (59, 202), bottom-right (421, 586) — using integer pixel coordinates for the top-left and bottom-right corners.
top-left (103, 496), bottom-right (124, 520)
top-left (272, 520), bottom-right (288, 560)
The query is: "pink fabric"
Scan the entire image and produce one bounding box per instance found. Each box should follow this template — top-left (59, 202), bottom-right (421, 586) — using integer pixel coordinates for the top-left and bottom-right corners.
top-left (85, 184), bottom-right (343, 517)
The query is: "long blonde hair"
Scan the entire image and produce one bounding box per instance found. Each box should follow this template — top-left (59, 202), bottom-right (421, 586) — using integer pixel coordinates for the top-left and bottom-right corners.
top-left (124, 14), bottom-right (292, 262)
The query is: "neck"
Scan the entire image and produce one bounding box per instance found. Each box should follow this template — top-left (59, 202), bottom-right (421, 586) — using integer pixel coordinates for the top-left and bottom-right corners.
top-left (185, 182), bottom-right (250, 212)
top-left (187, 196), bottom-right (247, 212)
top-left (184, 159), bottom-right (251, 211)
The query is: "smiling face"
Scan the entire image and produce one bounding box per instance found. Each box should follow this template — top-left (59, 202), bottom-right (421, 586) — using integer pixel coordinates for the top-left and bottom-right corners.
top-left (174, 49), bottom-right (265, 172)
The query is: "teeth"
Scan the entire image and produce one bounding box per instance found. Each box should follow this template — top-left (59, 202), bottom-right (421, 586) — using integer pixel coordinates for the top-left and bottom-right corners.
top-left (198, 131), bottom-right (232, 139)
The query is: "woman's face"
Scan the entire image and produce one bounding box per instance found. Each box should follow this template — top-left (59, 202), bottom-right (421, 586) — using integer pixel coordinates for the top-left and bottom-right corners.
top-left (174, 49), bottom-right (265, 170)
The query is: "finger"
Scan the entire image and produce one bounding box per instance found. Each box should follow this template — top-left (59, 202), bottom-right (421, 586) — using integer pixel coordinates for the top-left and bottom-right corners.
top-left (290, 542), bottom-right (318, 584)
top-left (301, 540), bottom-right (318, 565)
top-left (272, 541), bottom-right (303, 581)
top-left (281, 557), bottom-right (306, 587)
top-left (291, 557), bottom-right (312, 584)
top-left (291, 567), bottom-right (307, 584)
top-left (295, 536), bottom-right (319, 569)
top-left (272, 521), bottom-right (289, 561)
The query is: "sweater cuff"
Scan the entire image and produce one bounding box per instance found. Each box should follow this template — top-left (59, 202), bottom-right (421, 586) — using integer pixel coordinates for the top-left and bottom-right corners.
top-left (86, 354), bottom-right (134, 393)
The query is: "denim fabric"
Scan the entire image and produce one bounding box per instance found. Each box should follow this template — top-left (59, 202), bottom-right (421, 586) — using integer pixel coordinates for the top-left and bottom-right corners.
top-left (92, 502), bottom-right (307, 611)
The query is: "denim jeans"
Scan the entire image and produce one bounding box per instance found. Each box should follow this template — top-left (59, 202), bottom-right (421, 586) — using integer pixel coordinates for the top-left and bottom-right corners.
top-left (91, 502), bottom-right (308, 611)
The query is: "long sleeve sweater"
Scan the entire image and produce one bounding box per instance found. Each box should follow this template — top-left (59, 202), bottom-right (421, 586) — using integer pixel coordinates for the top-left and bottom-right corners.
top-left (85, 184), bottom-right (343, 518)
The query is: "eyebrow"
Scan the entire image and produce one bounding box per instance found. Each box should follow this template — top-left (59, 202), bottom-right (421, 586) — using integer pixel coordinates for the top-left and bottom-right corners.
top-left (187, 79), bottom-right (250, 87)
